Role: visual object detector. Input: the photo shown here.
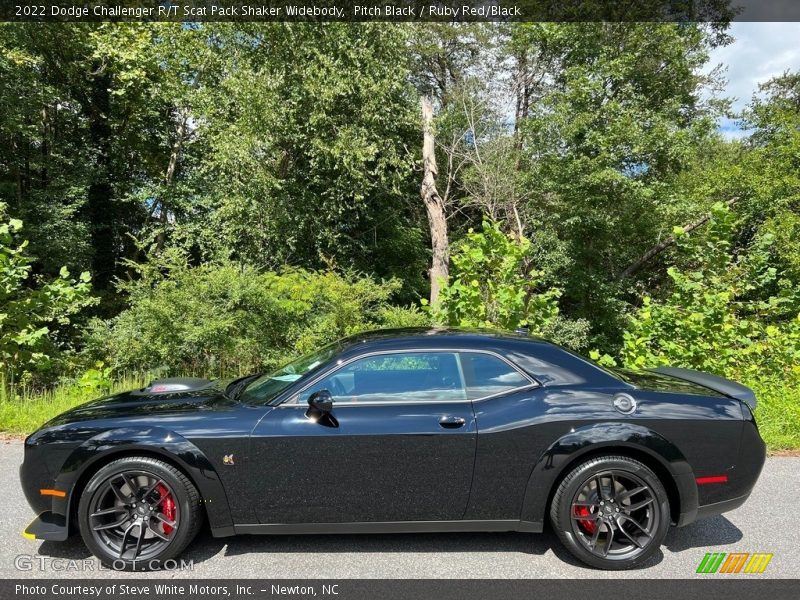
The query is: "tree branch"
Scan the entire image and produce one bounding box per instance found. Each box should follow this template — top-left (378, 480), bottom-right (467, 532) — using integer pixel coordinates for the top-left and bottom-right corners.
top-left (619, 197), bottom-right (738, 280)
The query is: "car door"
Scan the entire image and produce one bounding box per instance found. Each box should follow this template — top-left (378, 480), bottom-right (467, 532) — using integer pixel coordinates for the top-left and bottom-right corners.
top-left (249, 350), bottom-right (477, 524)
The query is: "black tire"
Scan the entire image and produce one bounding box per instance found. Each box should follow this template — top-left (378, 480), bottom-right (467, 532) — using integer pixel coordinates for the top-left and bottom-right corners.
top-left (78, 456), bottom-right (203, 571)
top-left (549, 455), bottom-right (670, 570)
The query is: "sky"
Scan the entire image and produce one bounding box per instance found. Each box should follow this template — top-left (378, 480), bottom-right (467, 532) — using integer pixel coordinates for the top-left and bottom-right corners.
top-left (707, 22), bottom-right (800, 138)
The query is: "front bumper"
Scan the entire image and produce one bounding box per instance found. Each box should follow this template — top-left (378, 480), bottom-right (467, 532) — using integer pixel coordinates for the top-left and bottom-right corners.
top-left (21, 435), bottom-right (76, 541)
top-left (20, 449), bottom-right (56, 516)
top-left (23, 512), bottom-right (69, 541)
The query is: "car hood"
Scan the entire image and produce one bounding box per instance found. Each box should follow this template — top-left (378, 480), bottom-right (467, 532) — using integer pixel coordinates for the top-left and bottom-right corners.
top-left (43, 381), bottom-right (235, 427)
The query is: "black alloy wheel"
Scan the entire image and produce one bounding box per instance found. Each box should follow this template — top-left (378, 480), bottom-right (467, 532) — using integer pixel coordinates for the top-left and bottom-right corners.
top-left (550, 456), bottom-right (670, 570)
top-left (78, 457), bottom-right (202, 570)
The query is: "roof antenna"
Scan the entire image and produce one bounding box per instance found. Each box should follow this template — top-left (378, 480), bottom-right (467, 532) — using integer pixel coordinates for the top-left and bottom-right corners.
top-left (514, 327), bottom-right (530, 336)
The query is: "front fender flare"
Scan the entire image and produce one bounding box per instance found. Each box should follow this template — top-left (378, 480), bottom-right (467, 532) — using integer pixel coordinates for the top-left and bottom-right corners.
top-left (55, 426), bottom-right (234, 537)
top-left (520, 422), bottom-right (698, 527)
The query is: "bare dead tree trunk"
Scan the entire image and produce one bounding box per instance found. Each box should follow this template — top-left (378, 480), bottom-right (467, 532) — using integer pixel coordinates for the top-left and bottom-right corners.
top-left (620, 197), bottom-right (738, 280)
top-left (510, 203), bottom-right (525, 241)
top-left (420, 96), bottom-right (449, 307)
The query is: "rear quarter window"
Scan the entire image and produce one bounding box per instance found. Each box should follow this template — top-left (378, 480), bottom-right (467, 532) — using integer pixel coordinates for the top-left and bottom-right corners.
top-left (459, 352), bottom-right (531, 400)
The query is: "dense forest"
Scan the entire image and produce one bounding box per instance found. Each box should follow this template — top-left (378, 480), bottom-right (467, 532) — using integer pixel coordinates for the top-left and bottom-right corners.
top-left (0, 22), bottom-right (798, 447)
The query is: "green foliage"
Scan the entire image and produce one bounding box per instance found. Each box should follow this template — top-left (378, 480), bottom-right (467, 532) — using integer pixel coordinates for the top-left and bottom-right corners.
top-left (189, 23), bottom-right (426, 297)
top-left (86, 252), bottom-right (425, 376)
top-left (618, 204), bottom-right (800, 450)
top-left (0, 22), bottom-right (799, 449)
top-left (434, 220), bottom-right (586, 345)
top-left (0, 24), bottom-right (177, 287)
top-left (511, 23), bottom-right (726, 349)
top-left (0, 372), bottom-right (148, 434)
top-left (620, 204), bottom-right (800, 377)
top-left (741, 74), bottom-right (800, 281)
top-left (748, 380), bottom-right (800, 452)
top-left (672, 74), bottom-right (800, 289)
top-left (0, 204), bottom-right (95, 384)
top-left (76, 361), bottom-right (114, 396)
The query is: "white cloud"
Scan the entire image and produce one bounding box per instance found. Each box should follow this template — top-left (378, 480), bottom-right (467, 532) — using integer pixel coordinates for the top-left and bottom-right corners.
top-left (705, 22), bottom-right (800, 137)
top-left (717, 116), bottom-right (751, 141)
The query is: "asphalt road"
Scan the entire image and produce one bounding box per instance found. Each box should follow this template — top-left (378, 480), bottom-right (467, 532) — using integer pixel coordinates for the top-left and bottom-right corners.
top-left (1, 440), bottom-right (797, 579)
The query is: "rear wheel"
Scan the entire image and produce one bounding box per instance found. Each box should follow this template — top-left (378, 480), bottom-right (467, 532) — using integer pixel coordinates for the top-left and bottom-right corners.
top-left (550, 455), bottom-right (670, 570)
top-left (78, 456), bottom-right (203, 571)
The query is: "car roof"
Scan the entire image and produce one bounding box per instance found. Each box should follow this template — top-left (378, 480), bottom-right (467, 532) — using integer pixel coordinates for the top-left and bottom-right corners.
top-left (337, 327), bottom-right (544, 350)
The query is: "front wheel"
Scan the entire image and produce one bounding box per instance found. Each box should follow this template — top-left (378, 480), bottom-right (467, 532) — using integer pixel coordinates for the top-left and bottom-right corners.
top-left (550, 455), bottom-right (670, 570)
top-left (78, 456), bottom-right (203, 571)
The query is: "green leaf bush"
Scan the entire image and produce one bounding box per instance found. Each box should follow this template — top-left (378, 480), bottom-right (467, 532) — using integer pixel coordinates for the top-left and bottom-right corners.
top-left (619, 204), bottom-right (800, 449)
top-left (0, 204), bottom-right (95, 386)
top-left (434, 219), bottom-right (589, 349)
top-left (84, 251), bottom-right (427, 377)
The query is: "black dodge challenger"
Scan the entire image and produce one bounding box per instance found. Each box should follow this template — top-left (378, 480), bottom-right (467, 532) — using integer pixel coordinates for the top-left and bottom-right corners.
top-left (21, 328), bottom-right (765, 570)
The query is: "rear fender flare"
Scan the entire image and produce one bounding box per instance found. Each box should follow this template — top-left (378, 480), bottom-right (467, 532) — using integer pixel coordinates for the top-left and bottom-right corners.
top-left (55, 426), bottom-right (234, 536)
top-left (520, 422), bottom-right (697, 526)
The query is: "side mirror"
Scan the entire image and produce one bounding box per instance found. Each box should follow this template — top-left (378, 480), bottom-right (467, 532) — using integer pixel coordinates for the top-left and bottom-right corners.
top-left (308, 389), bottom-right (334, 413)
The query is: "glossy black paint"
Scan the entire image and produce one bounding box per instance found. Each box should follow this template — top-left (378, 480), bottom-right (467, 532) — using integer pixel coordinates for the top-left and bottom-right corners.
top-left (21, 328), bottom-right (766, 543)
top-left (250, 401), bottom-right (477, 523)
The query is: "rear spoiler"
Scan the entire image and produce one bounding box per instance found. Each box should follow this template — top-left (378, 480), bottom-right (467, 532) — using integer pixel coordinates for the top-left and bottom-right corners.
top-left (651, 367), bottom-right (757, 410)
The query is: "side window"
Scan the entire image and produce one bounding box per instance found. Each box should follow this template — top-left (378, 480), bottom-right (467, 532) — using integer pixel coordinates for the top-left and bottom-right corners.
top-left (459, 352), bottom-right (531, 400)
top-left (299, 352), bottom-right (467, 404)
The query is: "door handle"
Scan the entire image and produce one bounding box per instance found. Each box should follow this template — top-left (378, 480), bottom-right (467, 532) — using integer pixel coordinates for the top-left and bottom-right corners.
top-left (438, 415), bottom-right (466, 429)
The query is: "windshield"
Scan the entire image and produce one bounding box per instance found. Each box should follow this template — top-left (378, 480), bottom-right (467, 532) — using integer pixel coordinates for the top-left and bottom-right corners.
top-left (238, 341), bottom-right (341, 405)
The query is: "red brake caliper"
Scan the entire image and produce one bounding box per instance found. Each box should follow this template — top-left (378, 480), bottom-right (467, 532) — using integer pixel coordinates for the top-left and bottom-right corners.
top-left (574, 505), bottom-right (597, 534)
top-left (155, 484), bottom-right (176, 535)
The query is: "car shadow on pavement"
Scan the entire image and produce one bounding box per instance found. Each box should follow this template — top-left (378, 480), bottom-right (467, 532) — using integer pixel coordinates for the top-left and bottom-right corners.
top-left (34, 528), bottom-right (229, 568)
top-left (35, 538), bottom-right (92, 561)
top-left (223, 531), bottom-right (547, 555)
top-left (32, 527), bottom-right (648, 571)
top-left (216, 525), bottom-right (664, 571)
top-left (33, 516), bottom-right (740, 572)
top-left (663, 515), bottom-right (743, 552)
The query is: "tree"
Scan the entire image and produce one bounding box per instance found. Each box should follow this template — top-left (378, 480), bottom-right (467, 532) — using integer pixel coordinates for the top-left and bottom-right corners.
top-left (409, 24), bottom-right (498, 304)
top-left (420, 95), bottom-right (449, 305)
top-left (513, 22), bottom-right (729, 349)
top-left (443, 82), bottom-right (529, 239)
top-left (435, 220), bottom-right (559, 331)
top-left (617, 202), bottom-right (800, 447)
top-left (656, 71), bottom-right (800, 287)
top-left (0, 24), bottom-right (177, 290)
top-left (192, 24), bottom-right (424, 289)
top-left (740, 73), bottom-right (800, 280)
top-left (0, 203), bottom-right (94, 385)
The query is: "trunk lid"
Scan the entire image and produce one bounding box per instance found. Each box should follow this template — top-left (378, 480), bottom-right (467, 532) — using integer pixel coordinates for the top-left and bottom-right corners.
top-left (650, 366), bottom-right (757, 409)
